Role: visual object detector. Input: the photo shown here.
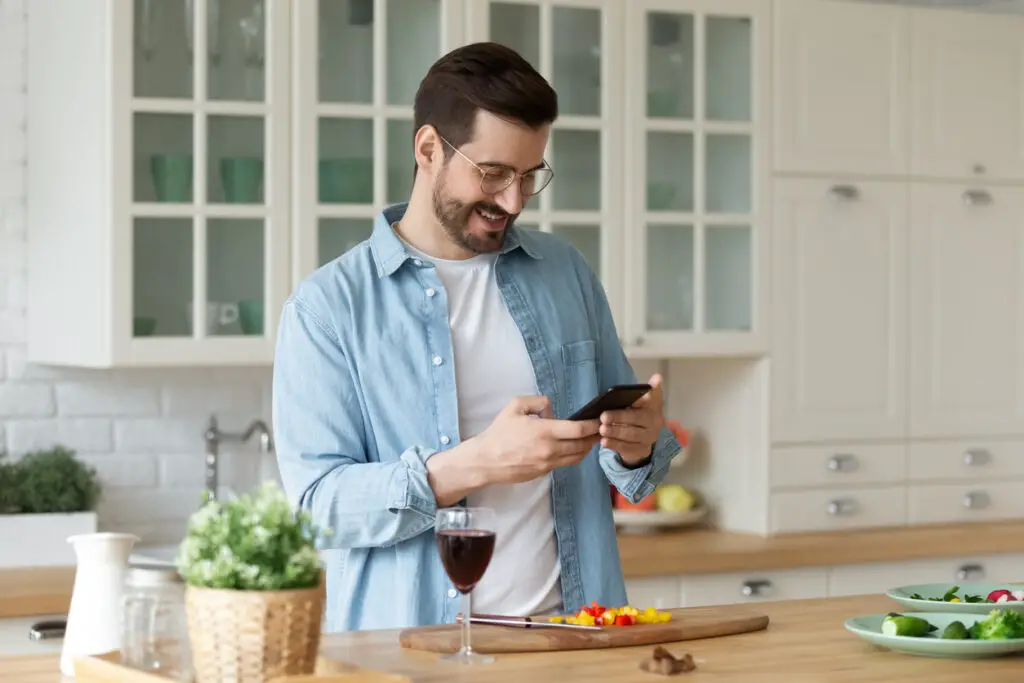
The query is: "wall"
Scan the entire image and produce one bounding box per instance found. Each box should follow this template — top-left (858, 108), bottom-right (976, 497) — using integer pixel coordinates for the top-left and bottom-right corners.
top-left (0, 1), bottom-right (277, 547)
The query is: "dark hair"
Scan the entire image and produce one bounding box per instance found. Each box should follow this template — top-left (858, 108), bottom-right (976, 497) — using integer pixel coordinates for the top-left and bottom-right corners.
top-left (413, 42), bottom-right (558, 164)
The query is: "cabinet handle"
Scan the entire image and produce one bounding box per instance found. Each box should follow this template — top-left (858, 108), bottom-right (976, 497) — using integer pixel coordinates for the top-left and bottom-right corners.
top-left (826, 498), bottom-right (858, 516)
top-left (962, 491), bottom-right (991, 510)
top-left (962, 189), bottom-right (992, 206)
top-left (827, 185), bottom-right (860, 202)
top-left (963, 449), bottom-right (991, 467)
top-left (740, 579), bottom-right (773, 598)
top-left (956, 564), bottom-right (985, 582)
top-left (634, 336), bottom-right (645, 346)
top-left (827, 453), bottom-right (859, 473)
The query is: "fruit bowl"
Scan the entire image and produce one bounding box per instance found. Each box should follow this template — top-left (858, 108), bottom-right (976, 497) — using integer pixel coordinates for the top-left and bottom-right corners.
top-left (612, 505), bottom-right (709, 534)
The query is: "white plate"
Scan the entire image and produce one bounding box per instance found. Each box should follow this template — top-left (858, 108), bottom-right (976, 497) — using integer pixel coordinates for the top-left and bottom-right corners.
top-left (612, 505), bottom-right (708, 533)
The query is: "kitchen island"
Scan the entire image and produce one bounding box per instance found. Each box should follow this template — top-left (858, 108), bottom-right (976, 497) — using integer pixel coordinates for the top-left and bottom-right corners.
top-left (1, 593), bottom-right (1021, 682)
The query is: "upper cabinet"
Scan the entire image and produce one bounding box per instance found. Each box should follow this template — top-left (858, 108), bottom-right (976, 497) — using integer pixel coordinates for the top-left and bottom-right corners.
top-left (291, 0), bottom-right (465, 284)
top-left (28, 0), bottom-right (292, 367)
top-left (623, 0), bottom-right (770, 357)
top-left (463, 0), bottom-right (627, 333)
top-left (772, 0), bottom-right (910, 177)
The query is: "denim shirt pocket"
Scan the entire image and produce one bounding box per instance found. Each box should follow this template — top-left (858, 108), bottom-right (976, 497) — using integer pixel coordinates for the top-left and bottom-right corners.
top-left (561, 339), bottom-right (600, 417)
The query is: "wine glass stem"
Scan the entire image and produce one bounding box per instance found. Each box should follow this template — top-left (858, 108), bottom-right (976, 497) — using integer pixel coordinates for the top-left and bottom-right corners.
top-left (461, 590), bottom-right (472, 654)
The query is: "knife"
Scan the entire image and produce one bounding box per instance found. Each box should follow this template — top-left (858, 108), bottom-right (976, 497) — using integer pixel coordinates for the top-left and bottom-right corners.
top-left (456, 613), bottom-right (604, 631)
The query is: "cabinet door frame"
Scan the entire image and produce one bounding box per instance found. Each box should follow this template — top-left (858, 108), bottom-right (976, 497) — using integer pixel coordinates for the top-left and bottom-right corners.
top-left (463, 0), bottom-right (627, 334)
top-left (111, 0), bottom-right (292, 366)
top-left (623, 0), bottom-right (770, 359)
top-left (291, 0), bottom-right (468, 289)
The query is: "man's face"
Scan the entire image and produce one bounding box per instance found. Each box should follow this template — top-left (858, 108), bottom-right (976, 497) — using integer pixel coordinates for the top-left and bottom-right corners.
top-left (430, 110), bottom-right (550, 255)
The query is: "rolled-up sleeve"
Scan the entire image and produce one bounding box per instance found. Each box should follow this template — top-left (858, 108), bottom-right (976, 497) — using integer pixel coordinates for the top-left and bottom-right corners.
top-left (272, 296), bottom-right (438, 549)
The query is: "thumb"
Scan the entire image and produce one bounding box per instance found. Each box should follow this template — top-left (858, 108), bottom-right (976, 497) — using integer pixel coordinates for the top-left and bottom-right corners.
top-left (510, 395), bottom-right (554, 418)
top-left (635, 374), bottom-right (663, 406)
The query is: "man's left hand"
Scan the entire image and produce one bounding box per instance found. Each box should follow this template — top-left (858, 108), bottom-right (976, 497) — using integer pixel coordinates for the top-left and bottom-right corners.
top-left (598, 374), bottom-right (666, 465)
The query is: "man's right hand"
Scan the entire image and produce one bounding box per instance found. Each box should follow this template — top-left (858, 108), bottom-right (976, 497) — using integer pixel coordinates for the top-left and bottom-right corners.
top-left (474, 395), bottom-right (601, 485)
top-left (425, 395), bottom-right (601, 506)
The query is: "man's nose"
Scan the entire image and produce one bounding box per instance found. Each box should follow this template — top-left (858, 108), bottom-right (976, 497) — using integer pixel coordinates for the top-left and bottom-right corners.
top-left (494, 181), bottom-right (524, 215)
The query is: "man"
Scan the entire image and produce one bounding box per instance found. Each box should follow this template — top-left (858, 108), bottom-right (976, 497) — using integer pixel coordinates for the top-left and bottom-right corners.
top-left (272, 42), bottom-right (682, 633)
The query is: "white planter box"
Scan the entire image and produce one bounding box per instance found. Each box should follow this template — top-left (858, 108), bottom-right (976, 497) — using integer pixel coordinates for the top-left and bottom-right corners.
top-left (0, 512), bottom-right (98, 568)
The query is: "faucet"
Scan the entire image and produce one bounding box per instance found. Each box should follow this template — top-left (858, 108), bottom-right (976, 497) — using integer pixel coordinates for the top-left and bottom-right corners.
top-left (203, 415), bottom-right (274, 502)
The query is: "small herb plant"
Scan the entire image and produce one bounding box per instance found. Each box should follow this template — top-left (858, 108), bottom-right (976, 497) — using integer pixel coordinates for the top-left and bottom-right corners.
top-left (0, 446), bottom-right (102, 514)
top-left (176, 481), bottom-right (327, 591)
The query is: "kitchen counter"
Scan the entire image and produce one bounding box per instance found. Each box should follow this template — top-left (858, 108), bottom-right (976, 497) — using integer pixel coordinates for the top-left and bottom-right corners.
top-left (2, 593), bottom-right (1023, 682)
top-left (4, 521), bottom-right (1024, 620)
top-left (616, 519), bottom-right (1024, 577)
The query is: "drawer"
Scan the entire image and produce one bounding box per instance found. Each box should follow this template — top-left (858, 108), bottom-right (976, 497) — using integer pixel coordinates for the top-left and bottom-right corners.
top-left (624, 577), bottom-right (682, 610)
top-left (908, 480), bottom-right (1024, 525)
top-left (770, 486), bottom-right (907, 533)
top-left (909, 440), bottom-right (1024, 482)
top-left (681, 568), bottom-right (829, 607)
top-left (770, 443), bottom-right (906, 489)
top-left (828, 553), bottom-right (1024, 598)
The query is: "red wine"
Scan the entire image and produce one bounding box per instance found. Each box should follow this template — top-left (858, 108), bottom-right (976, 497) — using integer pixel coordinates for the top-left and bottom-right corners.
top-left (436, 528), bottom-right (496, 593)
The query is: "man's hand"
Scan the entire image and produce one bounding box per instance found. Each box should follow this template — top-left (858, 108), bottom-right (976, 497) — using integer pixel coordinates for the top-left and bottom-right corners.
top-left (426, 395), bottom-right (601, 506)
top-left (598, 374), bottom-right (666, 466)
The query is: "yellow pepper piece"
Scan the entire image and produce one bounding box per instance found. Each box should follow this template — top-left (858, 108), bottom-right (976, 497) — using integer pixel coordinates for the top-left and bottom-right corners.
top-left (950, 597), bottom-right (961, 603)
top-left (548, 616), bottom-right (564, 623)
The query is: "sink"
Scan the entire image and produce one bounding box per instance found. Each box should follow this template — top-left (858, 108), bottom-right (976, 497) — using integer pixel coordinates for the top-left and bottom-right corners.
top-left (130, 544), bottom-right (181, 567)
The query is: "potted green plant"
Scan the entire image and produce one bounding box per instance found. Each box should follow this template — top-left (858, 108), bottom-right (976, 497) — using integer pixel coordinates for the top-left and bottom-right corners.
top-left (0, 446), bottom-right (102, 568)
top-left (176, 481), bottom-right (327, 683)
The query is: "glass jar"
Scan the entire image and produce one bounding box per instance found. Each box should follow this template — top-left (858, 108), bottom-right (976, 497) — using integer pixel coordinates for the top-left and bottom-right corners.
top-left (121, 564), bottom-right (193, 682)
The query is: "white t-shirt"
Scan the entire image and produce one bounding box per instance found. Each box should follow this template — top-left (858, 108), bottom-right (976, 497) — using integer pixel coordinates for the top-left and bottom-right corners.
top-left (404, 240), bottom-right (562, 617)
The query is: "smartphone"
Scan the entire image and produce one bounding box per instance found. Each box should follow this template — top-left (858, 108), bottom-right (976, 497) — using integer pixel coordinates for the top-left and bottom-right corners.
top-left (568, 383), bottom-right (653, 421)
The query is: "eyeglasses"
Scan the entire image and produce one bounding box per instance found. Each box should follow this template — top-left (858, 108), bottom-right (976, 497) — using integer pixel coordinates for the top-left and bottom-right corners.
top-left (439, 136), bottom-right (554, 197)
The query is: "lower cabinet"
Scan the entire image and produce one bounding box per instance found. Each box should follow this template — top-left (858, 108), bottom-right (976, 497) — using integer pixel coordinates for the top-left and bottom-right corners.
top-left (624, 553), bottom-right (1024, 609)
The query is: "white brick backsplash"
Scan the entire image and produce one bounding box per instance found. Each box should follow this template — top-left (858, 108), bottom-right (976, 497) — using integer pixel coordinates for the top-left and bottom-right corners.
top-left (0, 162), bottom-right (24, 199)
top-left (78, 453), bottom-right (158, 488)
top-left (0, 310), bottom-right (24, 344)
top-left (0, 233), bottom-right (24, 271)
top-left (4, 272), bottom-right (23, 310)
top-left (161, 380), bottom-right (263, 417)
top-left (159, 453), bottom-right (207, 488)
top-left (98, 489), bottom-right (205, 526)
top-left (57, 380), bottom-right (161, 417)
top-left (6, 417), bottom-right (113, 454)
top-left (115, 417), bottom-right (206, 453)
top-left (4, 345), bottom-right (70, 380)
top-left (0, 381), bottom-right (54, 417)
top-left (0, 203), bottom-right (25, 236)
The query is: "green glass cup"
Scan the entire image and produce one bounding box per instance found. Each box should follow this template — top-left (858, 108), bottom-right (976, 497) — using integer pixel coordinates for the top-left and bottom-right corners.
top-left (220, 157), bottom-right (264, 203)
top-left (150, 154), bottom-right (193, 202)
top-left (238, 299), bottom-right (264, 336)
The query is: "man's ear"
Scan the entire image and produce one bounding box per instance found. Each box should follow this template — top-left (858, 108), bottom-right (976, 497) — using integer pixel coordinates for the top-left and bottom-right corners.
top-left (414, 125), bottom-right (442, 175)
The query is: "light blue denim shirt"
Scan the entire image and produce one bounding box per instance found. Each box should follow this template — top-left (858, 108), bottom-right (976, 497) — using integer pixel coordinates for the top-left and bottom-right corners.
top-left (272, 203), bottom-right (682, 632)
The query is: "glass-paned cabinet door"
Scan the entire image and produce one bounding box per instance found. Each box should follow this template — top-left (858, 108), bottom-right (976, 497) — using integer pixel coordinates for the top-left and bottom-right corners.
top-left (293, 0), bottom-right (466, 279)
top-left (121, 0), bottom-right (290, 363)
top-left (466, 0), bottom-right (625, 328)
top-left (625, 0), bottom-right (767, 355)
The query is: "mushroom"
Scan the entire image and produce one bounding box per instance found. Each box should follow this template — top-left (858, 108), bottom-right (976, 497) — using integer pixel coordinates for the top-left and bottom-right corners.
top-left (639, 646), bottom-right (697, 675)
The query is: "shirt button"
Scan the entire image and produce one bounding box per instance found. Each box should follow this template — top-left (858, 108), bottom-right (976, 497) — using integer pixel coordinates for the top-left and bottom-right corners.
top-left (440, 435), bottom-right (450, 445)
top-left (413, 258), bottom-right (423, 266)
top-left (448, 588), bottom-right (457, 598)
top-left (426, 287), bottom-right (436, 297)
top-left (432, 356), bottom-right (443, 366)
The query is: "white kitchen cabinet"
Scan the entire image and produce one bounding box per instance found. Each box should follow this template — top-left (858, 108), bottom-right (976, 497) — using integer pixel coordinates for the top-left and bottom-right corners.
top-left (827, 553), bottom-right (1024, 598)
top-left (27, 0), bottom-right (292, 367)
top-left (772, 0), bottom-right (910, 177)
top-left (624, 576), bottom-right (683, 610)
top-left (771, 178), bottom-right (909, 443)
top-left (291, 0), bottom-right (465, 286)
top-left (622, 0), bottom-right (771, 358)
top-left (908, 183), bottom-right (1024, 439)
top-left (462, 0), bottom-right (626, 331)
top-left (770, 443), bottom-right (907, 490)
top-left (680, 567), bottom-right (829, 607)
top-left (909, 9), bottom-right (1024, 182)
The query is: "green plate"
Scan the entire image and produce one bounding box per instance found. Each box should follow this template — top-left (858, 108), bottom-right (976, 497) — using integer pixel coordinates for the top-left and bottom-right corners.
top-left (845, 612), bottom-right (1024, 659)
top-left (887, 583), bottom-right (1024, 614)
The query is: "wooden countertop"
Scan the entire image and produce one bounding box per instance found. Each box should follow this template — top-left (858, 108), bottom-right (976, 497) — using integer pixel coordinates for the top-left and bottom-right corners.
top-left (4, 593), bottom-right (1024, 682)
top-left (0, 567), bottom-right (73, 619)
top-left (617, 519), bottom-right (1024, 577)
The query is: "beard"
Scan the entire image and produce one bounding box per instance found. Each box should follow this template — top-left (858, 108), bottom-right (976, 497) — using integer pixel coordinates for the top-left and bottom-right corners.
top-left (431, 170), bottom-right (516, 254)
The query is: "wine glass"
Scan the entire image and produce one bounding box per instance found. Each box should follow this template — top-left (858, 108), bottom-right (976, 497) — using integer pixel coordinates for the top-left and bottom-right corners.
top-left (435, 507), bottom-right (497, 665)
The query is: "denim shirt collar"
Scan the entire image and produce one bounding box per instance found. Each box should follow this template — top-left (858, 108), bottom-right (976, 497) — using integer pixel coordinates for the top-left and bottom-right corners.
top-left (370, 202), bottom-right (543, 277)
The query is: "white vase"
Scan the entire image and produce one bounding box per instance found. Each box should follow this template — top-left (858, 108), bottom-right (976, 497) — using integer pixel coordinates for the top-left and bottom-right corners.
top-left (60, 532), bottom-right (139, 677)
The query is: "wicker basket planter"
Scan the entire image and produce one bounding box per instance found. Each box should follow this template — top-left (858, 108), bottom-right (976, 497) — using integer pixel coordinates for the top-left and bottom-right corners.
top-left (185, 580), bottom-right (325, 683)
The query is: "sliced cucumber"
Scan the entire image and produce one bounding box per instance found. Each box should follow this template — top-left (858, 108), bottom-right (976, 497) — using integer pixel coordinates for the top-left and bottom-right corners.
top-left (882, 614), bottom-right (936, 637)
top-left (941, 621), bottom-right (970, 640)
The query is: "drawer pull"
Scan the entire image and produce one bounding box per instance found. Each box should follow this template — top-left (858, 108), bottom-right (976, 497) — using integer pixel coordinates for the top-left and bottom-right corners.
top-left (962, 491), bottom-right (991, 510)
top-left (956, 564), bottom-right (985, 582)
top-left (740, 579), bottom-right (773, 598)
top-left (827, 498), bottom-right (858, 516)
top-left (962, 189), bottom-right (993, 206)
top-left (828, 185), bottom-right (860, 202)
top-left (963, 449), bottom-right (991, 467)
top-left (827, 454), bottom-right (858, 473)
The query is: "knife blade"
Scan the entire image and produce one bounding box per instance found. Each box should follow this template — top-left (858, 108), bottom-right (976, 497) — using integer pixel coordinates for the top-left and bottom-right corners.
top-left (456, 613), bottom-right (604, 631)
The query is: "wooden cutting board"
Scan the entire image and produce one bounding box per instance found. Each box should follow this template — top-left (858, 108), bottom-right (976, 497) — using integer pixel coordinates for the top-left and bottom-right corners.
top-left (398, 606), bottom-right (770, 653)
